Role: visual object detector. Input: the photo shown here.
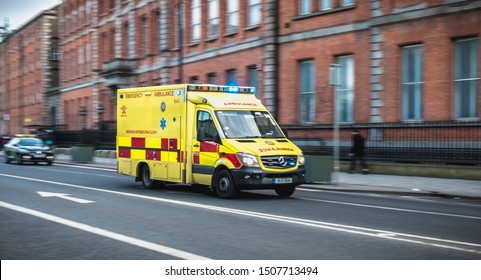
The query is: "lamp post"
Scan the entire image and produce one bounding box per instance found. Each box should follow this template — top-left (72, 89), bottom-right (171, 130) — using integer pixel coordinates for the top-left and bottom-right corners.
top-left (330, 64), bottom-right (341, 185)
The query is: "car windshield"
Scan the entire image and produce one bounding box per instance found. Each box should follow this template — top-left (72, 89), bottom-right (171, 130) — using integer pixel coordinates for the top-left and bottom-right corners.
top-left (215, 110), bottom-right (284, 139)
top-left (19, 138), bottom-right (44, 147)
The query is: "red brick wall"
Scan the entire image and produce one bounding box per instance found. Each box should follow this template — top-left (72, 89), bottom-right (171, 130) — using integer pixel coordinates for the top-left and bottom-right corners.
top-left (380, 9), bottom-right (481, 122)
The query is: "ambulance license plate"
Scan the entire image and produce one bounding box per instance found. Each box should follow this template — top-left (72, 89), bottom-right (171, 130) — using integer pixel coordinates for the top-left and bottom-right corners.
top-left (273, 178), bottom-right (292, 184)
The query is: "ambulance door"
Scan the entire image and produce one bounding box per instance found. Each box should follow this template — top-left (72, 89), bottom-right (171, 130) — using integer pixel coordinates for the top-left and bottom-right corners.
top-left (192, 110), bottom-right (220, 185)
top-left (168, 115), bottom-right (182, 181)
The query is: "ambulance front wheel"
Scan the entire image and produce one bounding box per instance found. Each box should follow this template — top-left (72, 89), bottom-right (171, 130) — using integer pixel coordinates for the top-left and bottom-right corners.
top-left (214, 169), bottom-right (239, 199)
top-left (275, 186), bottom-right (296, 197)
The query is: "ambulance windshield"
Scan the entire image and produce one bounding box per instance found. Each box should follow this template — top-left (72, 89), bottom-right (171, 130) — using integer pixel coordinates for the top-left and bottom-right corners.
top-left (215, 110), bottom-right (285, 139)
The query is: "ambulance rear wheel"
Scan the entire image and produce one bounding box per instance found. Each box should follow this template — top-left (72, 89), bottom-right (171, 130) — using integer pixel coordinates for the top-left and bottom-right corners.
top-left (141, 164), bottom-right (155, 189)
top-left (214, 169), bottom-right (238, 199)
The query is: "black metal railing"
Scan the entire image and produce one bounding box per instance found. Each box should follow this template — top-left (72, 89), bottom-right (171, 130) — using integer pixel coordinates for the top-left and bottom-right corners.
top-left (287, 121), bottom-right (481, 166)
top-left (53, 121), bottom-right (481, 166)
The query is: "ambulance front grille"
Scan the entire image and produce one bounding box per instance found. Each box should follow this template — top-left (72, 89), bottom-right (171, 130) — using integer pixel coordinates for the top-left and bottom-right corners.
top-left (260, 155), bottom-right (297, 169)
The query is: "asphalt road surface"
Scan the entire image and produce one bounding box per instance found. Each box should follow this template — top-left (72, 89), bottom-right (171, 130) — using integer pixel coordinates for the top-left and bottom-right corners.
top-left (1, 162), bottom-right (481, 260)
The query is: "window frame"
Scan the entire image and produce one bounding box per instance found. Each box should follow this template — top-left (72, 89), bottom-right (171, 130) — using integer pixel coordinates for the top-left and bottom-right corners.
top-left (453, 38), bottom-right (479, 120)
top-left (299, 60), bottom-right (315, 124)
top-left (401, 44), bottom-right (424, 121)
top-left (336, 55), bottom-right (355, 123)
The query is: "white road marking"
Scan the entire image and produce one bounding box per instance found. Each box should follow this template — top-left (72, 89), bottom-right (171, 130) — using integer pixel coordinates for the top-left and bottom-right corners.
top-left (2, 172), bottom-right (481, 255)
top-left (0, 201), bottom-right (210, 260)
top-left (54, 163), bottom-right (116, 172)
top-left (37, 191), bottom-right (95, 204)
top-left (298, 197), bottom-right (481, 220)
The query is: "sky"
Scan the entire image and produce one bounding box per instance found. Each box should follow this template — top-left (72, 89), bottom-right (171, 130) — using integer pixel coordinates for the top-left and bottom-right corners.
top-left (0, 0), bottom-right (61, 31)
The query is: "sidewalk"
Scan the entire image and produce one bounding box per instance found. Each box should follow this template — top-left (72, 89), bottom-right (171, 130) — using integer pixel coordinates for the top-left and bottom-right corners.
top-left (3, 151), bottom-right (481, 200)
top-left (307, 172), bottom-right (481, 200)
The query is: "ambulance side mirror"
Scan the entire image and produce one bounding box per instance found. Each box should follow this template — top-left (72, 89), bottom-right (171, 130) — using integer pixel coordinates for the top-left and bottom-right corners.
top-left (197, 127), bottom-right (206, 142)
top-left (282, 128), bottom-right (289, 138)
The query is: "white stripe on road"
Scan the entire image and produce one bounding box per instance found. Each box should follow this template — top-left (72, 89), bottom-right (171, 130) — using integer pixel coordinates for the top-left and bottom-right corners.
top-left (1, 173), bottom-right (481, 256)
top-left (298, 196), bottom-right (481, 220)
top-left (0, 201), bottom-right (210, 260)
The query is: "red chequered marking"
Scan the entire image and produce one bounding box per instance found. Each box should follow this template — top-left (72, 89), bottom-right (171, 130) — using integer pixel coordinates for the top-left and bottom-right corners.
top-left (177, 151), bottom-right (186, 163)
top-left (200, 141), bottom-right (218, 152)
top-left (119, 148), bottom-right (131, 158)
top-left (161, 138), bottom-right (169, 149)
top-left (146, 150), bottom-right (161, 161)
top-left (193, 152), bottom-right (200, 164)
top-left (131, 137), bottom-right (145, 148)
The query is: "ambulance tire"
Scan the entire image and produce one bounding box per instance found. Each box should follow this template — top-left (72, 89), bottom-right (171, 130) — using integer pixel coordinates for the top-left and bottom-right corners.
top-left (214, 169), bottom-right (239, 199)
top-left (140, 164), bottom-right (156, 189)
top-left (275, 186), bottom-right (296, 197)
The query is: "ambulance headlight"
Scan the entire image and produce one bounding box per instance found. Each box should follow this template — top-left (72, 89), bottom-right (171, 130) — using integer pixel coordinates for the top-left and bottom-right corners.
top-left (236, 153), bottom-right (259, 167)
top-left (298, 153), bottom-right (305, 166)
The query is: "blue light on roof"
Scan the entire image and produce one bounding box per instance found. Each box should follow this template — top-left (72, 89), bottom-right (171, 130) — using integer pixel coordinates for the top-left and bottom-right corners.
top-left (228, 86), bottom-right (240, 93)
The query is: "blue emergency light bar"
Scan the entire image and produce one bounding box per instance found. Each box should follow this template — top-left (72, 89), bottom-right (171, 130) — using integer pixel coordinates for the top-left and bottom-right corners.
top-left (187, 84), bottom-right (256, 94)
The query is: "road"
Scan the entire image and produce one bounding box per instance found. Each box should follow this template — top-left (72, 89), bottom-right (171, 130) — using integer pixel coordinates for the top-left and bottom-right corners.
top-left (1, 162), bottom-right (481, 260)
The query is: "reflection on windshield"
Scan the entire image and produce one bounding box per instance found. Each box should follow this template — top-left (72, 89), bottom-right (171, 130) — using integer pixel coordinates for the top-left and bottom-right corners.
top-left (215, 110), bottom-right (284, 139)
top-left (19, 138), bottom-right (44, 147)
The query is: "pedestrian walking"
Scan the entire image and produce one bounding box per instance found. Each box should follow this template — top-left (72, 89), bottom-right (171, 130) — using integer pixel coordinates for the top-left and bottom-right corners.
top-left (349, 129), bottom-right (369, 174)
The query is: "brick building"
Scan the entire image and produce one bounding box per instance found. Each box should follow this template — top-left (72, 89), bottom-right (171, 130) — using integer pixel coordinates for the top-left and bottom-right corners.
top-left (57, 0), bottom-right (480, 132)
top-left (57, 0), bottom-right (277, 131)
top-left (0, 8), bottom-right (59, 136)
top-left (1, 1), bottom-right (480, 164)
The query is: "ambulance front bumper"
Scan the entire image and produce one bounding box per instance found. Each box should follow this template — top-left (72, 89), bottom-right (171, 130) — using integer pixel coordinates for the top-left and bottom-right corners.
top-left (231, 166), bottom-right (305, 190)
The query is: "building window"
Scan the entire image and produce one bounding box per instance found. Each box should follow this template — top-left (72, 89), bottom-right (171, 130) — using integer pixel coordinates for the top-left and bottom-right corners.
top-left (248, 66), bottom-right (258, 96)
top-left (320, 0), bottom-right (332, 11)
top-left (248, 0), bottom-right (261, 26)
top-left (192, 0), bottom-right (201, 42)
top-left (49, 48), bottom-right (60, 61)
top-left (227, 0), bottom-right (239, 33)
top-left (226, 69), bottom-right (237, 85)
top-left (454, 38), bottom-right (479, 119)
top-left (300, 60), bottom-right (315, 124)
top-left (300, 0), bottom-right (311, 15)
top-left (208, 0), bottom-right (219, 37)
top-left (342, 0), bottom-right (355, 6)
top-left (336, 55), bottom-right (354, 123)
top-left (402, 45), bottom-right (423, 121)
top-left (207, 73), bottom-right (217, 84)
top-left (190, 76), bottom-right (199, 84)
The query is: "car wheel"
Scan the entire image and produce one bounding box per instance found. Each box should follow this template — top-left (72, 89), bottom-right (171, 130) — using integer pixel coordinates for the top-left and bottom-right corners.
top-left (274, 186), bottom-right (296, 197)
top-left (47, 161), bottom-right (53, 166)
top-left (5, 152), bottom-right (10, 164)
top-left (16, 154), bottom-right (23, 165)
top-left (214, 169), bottom-right (238, 199)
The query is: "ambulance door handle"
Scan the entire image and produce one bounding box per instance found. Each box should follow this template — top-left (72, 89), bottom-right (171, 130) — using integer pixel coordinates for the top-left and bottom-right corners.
top-left (193, 144), bottom-right (199, 148)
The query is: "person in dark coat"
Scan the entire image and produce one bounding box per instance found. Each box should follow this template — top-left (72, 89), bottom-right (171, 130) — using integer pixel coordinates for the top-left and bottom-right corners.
top-left (349, 129), bottom-right (369, 174)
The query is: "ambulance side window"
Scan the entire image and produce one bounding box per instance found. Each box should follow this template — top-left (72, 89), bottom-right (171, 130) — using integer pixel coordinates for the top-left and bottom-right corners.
top-left (197, 111), bottom-right (218, 142)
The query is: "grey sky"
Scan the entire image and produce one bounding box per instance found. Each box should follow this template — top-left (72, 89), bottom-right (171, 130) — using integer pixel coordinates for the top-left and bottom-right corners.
top-left (0, 0), bottom-right (61, 31)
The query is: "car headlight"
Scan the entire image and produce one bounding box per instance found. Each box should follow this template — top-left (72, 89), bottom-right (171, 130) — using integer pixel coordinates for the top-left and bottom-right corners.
top-left (298, 153), bottom-right (305, 165)
top-left (236, 152), bottom-right (259, 167)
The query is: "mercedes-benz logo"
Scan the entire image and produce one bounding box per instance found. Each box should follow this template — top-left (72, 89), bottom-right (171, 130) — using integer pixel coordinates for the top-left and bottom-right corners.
top-left (278, 156), bottom-right (287, 167)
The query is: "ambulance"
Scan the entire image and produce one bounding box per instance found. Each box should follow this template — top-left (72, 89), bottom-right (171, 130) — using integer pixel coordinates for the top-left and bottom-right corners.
top-left (116, 84), bottom-right (305, 198)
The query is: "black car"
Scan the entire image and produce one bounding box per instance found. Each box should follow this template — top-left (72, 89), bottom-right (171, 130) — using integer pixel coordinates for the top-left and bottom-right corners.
top-left (3, 137), bottom-right (55, 165)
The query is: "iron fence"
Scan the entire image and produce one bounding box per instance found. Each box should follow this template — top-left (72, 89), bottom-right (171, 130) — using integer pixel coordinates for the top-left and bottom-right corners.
top-left (287, 121), bottom-right (481, 166)
top-left (53, 121), bottom-right (481, 166)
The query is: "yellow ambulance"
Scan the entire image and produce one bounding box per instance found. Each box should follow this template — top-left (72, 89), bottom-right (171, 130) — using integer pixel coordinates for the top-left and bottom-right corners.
top-left (117, 84), bottom-right (305, 198)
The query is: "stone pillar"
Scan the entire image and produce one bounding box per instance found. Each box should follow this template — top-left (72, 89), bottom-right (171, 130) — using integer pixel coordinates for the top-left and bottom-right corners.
top-left (263, 0), bottom-right (278, 118)
top-left (370, 1), bottom-right (384, 123)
